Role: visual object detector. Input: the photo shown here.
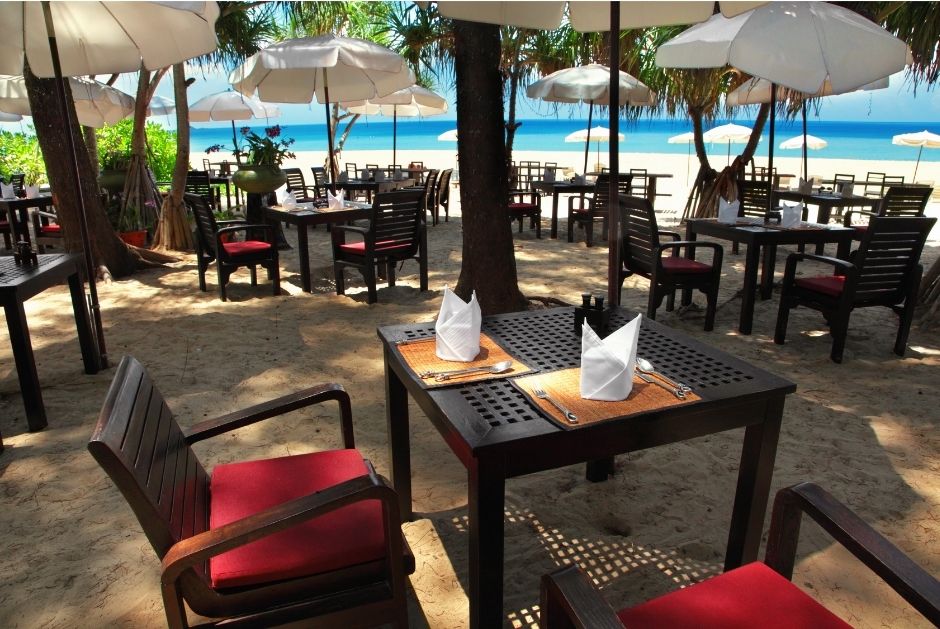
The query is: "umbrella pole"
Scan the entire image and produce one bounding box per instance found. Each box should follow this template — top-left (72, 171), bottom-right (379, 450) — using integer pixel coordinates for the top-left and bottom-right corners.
top-left (230, 120), bottom-right (240, 165)
top-left (607, 0), bottom-right (621, 307)
top-left (583, 101), bottom-right (593, 175)
top-left (914, 145), bottom-right (922, 180)
top-left (801, 100), bottom-right (808, 182)
top-left (726, 141), bottom-right (730, 166)
top-left (767, 83), bottom-right (776, 212)
top-left (41, 1), bottom-right (105, 371)
top-left (393, 107), bottom-right (397, 167)
top-left (323, 69), bottom-right (337, 192)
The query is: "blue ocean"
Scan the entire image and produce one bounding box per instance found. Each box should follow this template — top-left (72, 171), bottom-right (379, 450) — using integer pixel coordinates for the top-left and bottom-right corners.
top-left (190, 118), bottom-right (939, 162)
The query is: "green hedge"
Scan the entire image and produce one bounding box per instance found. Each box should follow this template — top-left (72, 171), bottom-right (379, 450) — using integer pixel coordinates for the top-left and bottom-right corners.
top-left (96, 118), bottom-right (178, 181)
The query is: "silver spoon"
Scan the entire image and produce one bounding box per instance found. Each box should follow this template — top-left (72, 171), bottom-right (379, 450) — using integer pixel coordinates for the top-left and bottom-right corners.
top-left (423, 360), bottom-right (514, 382)
top-left (635, 357), bottom-right (692, 394)
top-left (636, 371), bottom-right (684, 399)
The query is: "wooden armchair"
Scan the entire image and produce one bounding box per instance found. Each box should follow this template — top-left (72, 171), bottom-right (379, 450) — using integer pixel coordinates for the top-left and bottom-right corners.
top-left (10, 173), bottom-right (25, 198)
top-left (619, 195), bottom-right (723, 330)
top-left (434, 168), bottom-right (453, 225)
top-left (282, 167), bottom-right (319, 202)
top-left (185, 170), bottom-right (217, 212)
top-left (843, 185), bottom-right (931, 239)
top-left (30, 206), bottom-right (63, 252)
top-left (186, 192), bottom-right (280, 301)
top-left (508, 166), bottom-right (541, 237)
top-left (310, 166), bottom-right (329, 197)
top-left (0, 206), bottom-right (12, 250)
top-left (89, 356), bottom-right (414, 629)
top-left (420, 169), bottom-right (440, 223)
top-left (331, 190), bottom-right (427, 304)
top-left (775, 215), bottom-right (935, 362)
top-left (541, 482), bottom-right (940, 628)
top-left (568, 173), bottom-right (631, 247)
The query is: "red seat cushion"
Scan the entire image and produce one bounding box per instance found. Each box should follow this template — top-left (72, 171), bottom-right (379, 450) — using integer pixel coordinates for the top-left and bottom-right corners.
top-left (852, 224), bottom-right (869, 233)
top-left (339, 239), bottom-right (412, 255)
top-left (0, 220), bottom-right (9, 229)
top-left (40, 223), bottom-right (61, 234)
top-left (661, 257), bottom-right (712, 274)
top-left (618, 562), bottom-right (850, 629)
top-left (795, 275), bottom-right (845, 297)
top-left (221, 240), bottom-right (271, 256)
top-left (508, 202), bottom-right (538, 212)
top-left (209, 449), bottom-right (386, 589)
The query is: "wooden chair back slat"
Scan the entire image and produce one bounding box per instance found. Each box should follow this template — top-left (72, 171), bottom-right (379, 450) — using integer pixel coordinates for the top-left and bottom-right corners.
top-left (188, 193), bottom-right (220, 257)
top-left (282, 167), bottom-right (308, 197)
top-left (185, 170), bottom-right (214, 209)
top-left (370, 191), bottom-right (423, 254)
top-left (851, 217), bottom-right (934, 303)
top-left (879, 185), bottom-right (932, 218)
top-left (88, 357), bottom-right (210, 559)
top-left (737, 179), bottom-right (771, 218)
top-left (620, 193), bottom-right (659, 275)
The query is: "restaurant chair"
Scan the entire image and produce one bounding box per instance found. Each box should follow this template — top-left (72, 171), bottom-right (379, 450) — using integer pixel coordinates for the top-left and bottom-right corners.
top-left (185, 170), bottom-right (217, 212)
top-left (420, 169), bottom-right (440, 223)
top-left (10, 173), bottom-right (25, 198)
top-left (331, 189), bottom-right (427, 304)
top-left (365, 163), bottom-right (380, 173)
top-left (881, 175), bottom-right (905, 195)
top-left (435, 168), bottom-right (453, 224)
top-left (568, 173), bottom-right (631, 247)
top-left (540, 481), bottom-right (940, 628)
top-left (282, 167), bottom-right (318, 202)
top-left (730, 178), bottom-right (776, 253)
top-left (0, 206), bottom-right (12, 250)
top-left (202, 158), bottom-right (212, 172)
top-left (619, 195), bottom-right (723, 331)
top-left (30, 206), bottom-right (63, 252)
top-left (508, 166), bottom-right (541, 238)
top-left (774, 215), bottom-right (935, 363)
top-left (843, 185), bottom-right (932, 239)
top-left (186, 192), bottom-right (279, 302)
top-left (628, 168), bottom-right (649, 200)
top-left (310, 166), bottom-right (329, 197)
top-left (408, 161), bottom-right (425, 185)
top-left (345, 162), bottom-right (358, 179)
top-left (89, 355), bottom-right (414, 629)
top-left (863, 171), bottom-right (886, 197)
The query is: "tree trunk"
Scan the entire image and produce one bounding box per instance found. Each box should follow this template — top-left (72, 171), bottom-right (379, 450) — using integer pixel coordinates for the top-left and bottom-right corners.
top-left (152, 63), bottom-right (193, 252)
top-left (504, 33), bottom-right (522, 172)
top-left (453, 20), bottom-right (527, 315)
top-left (24, 63), bottom-right (138, 277)
top-left (120, 67), bottom-right (166, 232)
top-left (918, 256), bottom-right (940, 326)
top-left (83, 126), bottom-right (99, 177)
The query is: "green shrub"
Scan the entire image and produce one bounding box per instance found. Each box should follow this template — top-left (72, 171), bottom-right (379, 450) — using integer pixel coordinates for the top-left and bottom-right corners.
top-left (96, 118), bottom-right (177, 181)
top-left (0, 128), bottom-right (47, 186)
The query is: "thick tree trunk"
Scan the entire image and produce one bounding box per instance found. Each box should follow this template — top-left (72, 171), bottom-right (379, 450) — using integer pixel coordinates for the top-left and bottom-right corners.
top-left (453, 20), bottom-right (527, 315)
top-left (918, 256), bottom-right (940, 326)
top-left (24, 64), bottom-right (138, 277)
top-left (152, 63), bottom-right (193, 252)
top-left (83, 126), bottom-right (99, 177)
top-left (121, 67), bottom-right (166, 232)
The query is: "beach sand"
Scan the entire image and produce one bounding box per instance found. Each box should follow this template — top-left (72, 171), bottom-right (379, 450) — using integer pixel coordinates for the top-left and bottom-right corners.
top-left (1, 149), bottom-right (938, 628)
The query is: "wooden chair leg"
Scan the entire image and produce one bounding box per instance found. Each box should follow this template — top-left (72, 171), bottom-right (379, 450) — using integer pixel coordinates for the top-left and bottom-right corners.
top-left (534, 212), bottom-right (541, 239)
top-left (704, 287), bottom-right (717, 331)
top-left (774, 297), bottom-right (791, 345)
top-left (567, 216), bottom-right (575, 243)
top-left (249, 265), bottom-right (257, 286)
top-left (829, 312), bottom-right (850, 363)
top-left (217, 266), bottom-right (227, 302)
top-left (895, 266), bottom-right (922, 356)
top-left (387, 260), bottom-right (397, 287)
top-left (585, 221), bottom-right (593, 247)
top-left (270, 262), bottom-right (280, 296)
top-left (334, 262), bottom-right (346, 296)
top-left (363, 259), bottom-right (378, 304)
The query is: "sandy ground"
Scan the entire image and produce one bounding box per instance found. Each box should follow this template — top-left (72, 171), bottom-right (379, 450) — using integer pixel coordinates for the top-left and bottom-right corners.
top-left (1, 151), bottom-right (938, 628)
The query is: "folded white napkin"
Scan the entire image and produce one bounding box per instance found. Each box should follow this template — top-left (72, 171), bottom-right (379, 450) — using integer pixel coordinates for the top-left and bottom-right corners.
top-left (798, 178), bottom-right (814, 194)
top-left (543, 167), bottom-right (556, 182)
top-left (281, 190), bottom-right (297, 209)
top-left (780, 203), bottom-right (802, 228)
top-left (1, 183), bottom-right (14, 199)
top-left (573, 174), bottom-right (586, 184)
top-left (25, 185), bottom-right (39, 199)
top-left (327, 189), bottom-right (345, 210)
top-left (435, 287), bottom-right (482, 362)
top-left (717, 197), bottom-right (740, 224)
top-left (580, 314), bottom-right (641, 401)
top-left (374, 169), bottom-right (386, 181)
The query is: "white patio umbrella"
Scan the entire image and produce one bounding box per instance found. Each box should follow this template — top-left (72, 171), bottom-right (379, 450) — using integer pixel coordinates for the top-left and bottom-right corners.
top-left (892, 130), bottom-right (940, 180)
top-left (703, 123), bottom-right (753, 165)
top-left (229, 34), bottom-right (415, 186)
top-left (0, 111), bottom-right (23, 122)
top-left (189, 91), bottom-right (281, 164)
top-left (565, 125), bottom-right (624, 170)
top-left (527, 64), bottom-right (652, 175)
top-left (668, 131), bottom-right (697, 183)
top-left (438, 129), bottom-right (458, 142)
top-left (344, 85), bottom-right (448, 165)
top-left (0, 1), bottom-right (219, 371)
top-left (657, 1), bottom-right (910, 210)
top-left (0, 74), bottom-right (135, 128)
top-left (780, 134), bottom-right (827, 150)
top-left (147, 95), bottom-right (176, 117)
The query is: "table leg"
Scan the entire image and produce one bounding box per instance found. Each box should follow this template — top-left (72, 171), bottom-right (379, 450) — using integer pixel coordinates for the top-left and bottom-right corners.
top-left (4, 299), bottom-right (47, 431)
top-left (67, 272), bottom-right (100, 374)
top-left (836, 235), bottom-right (850, 261)
top-left (681, 224), bottom-right (698, 306)
top-left (814, 204), bottom-right (832, 255)
top-left (15, 205), bottom-right (32, 245)
top-left (385, 349), bottom-right (413, 521)
top-left (468, 458), bottom-right (505, 629)
top-left (647, 177), bottom-right (658, 206)
top-left (740, 242), bottom-right (761, 334)
top-left (760, 243), bottom-right (777, 300)
top-left (550, 191), bottom-right (560, 239)
top-left (224, 180), bottom-right (232, 210)
top-left (296, 224), bottom-right (311, 293)
top-left (724, 396), bottom-right (784, 570)
top-left (585, 458), bottom-right (615, 482)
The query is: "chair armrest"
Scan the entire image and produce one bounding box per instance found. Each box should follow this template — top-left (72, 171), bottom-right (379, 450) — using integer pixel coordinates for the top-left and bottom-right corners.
top-left (568, 196), bottom-right (594, 211)
top-left (843, 209), bottom-right (876, 227)
top-left (183, 382), bottom-right (353, 447)
top-left (330, 224), bottom-right (369, 237)
top-left (656, 241), bottom-right (723, 267)
top-left (766, 482), bottom-right (940, 624)
top-left (216, 219), bottom-right (246, 227)
top-left (540, 565), bottom-right (623, 629)
top-left (161, 464), bottom-right (403, 587)
top-left (658, 230), bottom-right (681, 241)
top-left (782, 251), bottom-right (855, 285)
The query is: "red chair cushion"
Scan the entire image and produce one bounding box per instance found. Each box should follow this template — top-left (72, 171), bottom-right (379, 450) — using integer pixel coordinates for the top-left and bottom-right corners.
top-left (795, 275), bottom-right (845, 297)
top-left (221, 240), bottom-right (271, 256)
top-left (0, 220), bottom-right (9, 229)
top-left (852, 225), bottom-right (869, 233)
top-left (339, 239), bottom-right (412, 255)
top-left (40, 223), bottom-right (61, 234)
top-left (508, 203), bottom-right (538, 212)
top-left (618, 562), bottom-right (850, 629)
top-left (209, 449), bottom-right (386, 589)
top-left (661, 257), bottom-right (712, 274)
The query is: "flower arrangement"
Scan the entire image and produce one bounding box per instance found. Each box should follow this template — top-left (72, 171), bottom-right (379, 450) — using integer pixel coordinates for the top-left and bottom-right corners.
top-left (207, 125), bottom-right (295, 167)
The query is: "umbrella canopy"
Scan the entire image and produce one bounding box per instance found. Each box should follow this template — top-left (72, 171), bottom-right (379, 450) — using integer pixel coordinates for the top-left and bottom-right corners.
top-left (147, 95), bottom-right (176, 117)
top-left (438, 129), bottom-right (459, 142)
top-left (780, 134), bottom-right (827, 150)
top-left (0, 110), bottom-right (22, 122)
top-left (566, 126), bottom-right (624, 170)
top-left (668, 131), bottom-right (696, 144)
top-left (344, 85), bottom-right (448, 165)
top-left (704, 123), bottom-right (753, 166)
top-left (0, 74), bottom-right (134, 128)
top-left (528, 64), bottom-right (651, 174)
top-left (229, 34), bottom-right (414, 185)
top-left (190, 91), bottom-right (282, 166)
top-left (892, 130), bottom-right (940, 179)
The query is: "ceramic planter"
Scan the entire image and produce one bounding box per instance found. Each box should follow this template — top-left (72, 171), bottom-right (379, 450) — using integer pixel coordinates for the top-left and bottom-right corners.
top-left (231, 165), bottom-right (287, 194)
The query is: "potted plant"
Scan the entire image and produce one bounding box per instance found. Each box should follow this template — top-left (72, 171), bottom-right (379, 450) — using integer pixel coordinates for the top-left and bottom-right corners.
top-left (218, 125), bottom-right (295, 194)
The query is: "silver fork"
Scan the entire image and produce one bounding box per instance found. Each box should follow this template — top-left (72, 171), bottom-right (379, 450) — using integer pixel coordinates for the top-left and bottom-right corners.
top-left (532, 381), bottom-right (578, 423)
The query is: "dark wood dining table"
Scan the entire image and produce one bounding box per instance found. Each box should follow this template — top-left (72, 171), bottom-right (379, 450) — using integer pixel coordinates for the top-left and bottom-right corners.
top-left (0, 195), bottom-right (55, 245)
top-left (1, 253), bottom-right (100, 443)
top-left (684, 218), bottom-right (855, 334)
top-left (334, 177), bottom-right (415, 202)
top-left (379, 306), bottom-right (795, 627)
top-left (774, 189), bottom-right (881, 225)
top-left (264, 201), bottom-right (371, 293)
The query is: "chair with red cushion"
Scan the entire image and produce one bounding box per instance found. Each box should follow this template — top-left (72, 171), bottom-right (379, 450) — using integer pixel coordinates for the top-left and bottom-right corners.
top-left (619, 194), bottom-right (723, 330)
top-left (186, 192), bottom-right (279, 301)
top-left (774, 215), bottom-right (935, 362)
top-left (30, 207), bottom-right (63, 252)
top-left (0, 208), bottom-right (11, 250)
top-left (568, 173), bottom-right (631, 247)
top-left (508, 165), bottom-right (542, 237)
top-left (89, 355), bottom-right (414, 629)
top-left (331, 189), bottom-right (427, 304)
top-left (843, 185), bottom-right (932, 239)
top-left (541, 482), bottom-right (940, 629)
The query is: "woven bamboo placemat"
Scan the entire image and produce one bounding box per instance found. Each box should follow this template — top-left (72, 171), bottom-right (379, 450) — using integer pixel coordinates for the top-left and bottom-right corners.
top-left (513, 367), bottom-right (700, 430)
top-left (397, 333), bottom-right (534, 388)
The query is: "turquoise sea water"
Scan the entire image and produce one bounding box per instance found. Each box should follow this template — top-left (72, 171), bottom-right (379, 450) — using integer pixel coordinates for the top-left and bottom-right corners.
top-left (192, 118), bottom-right (940, 162)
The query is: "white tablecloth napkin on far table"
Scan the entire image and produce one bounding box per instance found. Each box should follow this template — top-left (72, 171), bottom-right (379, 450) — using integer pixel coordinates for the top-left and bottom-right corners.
top-left (327, 189), bottom-right (345, 210)
top-left (717, 197), bottom-right (740, 224)
top-left (579, 314), bottom-right (641, 401)
top-left (435, 287), bottom-right (482, 362)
